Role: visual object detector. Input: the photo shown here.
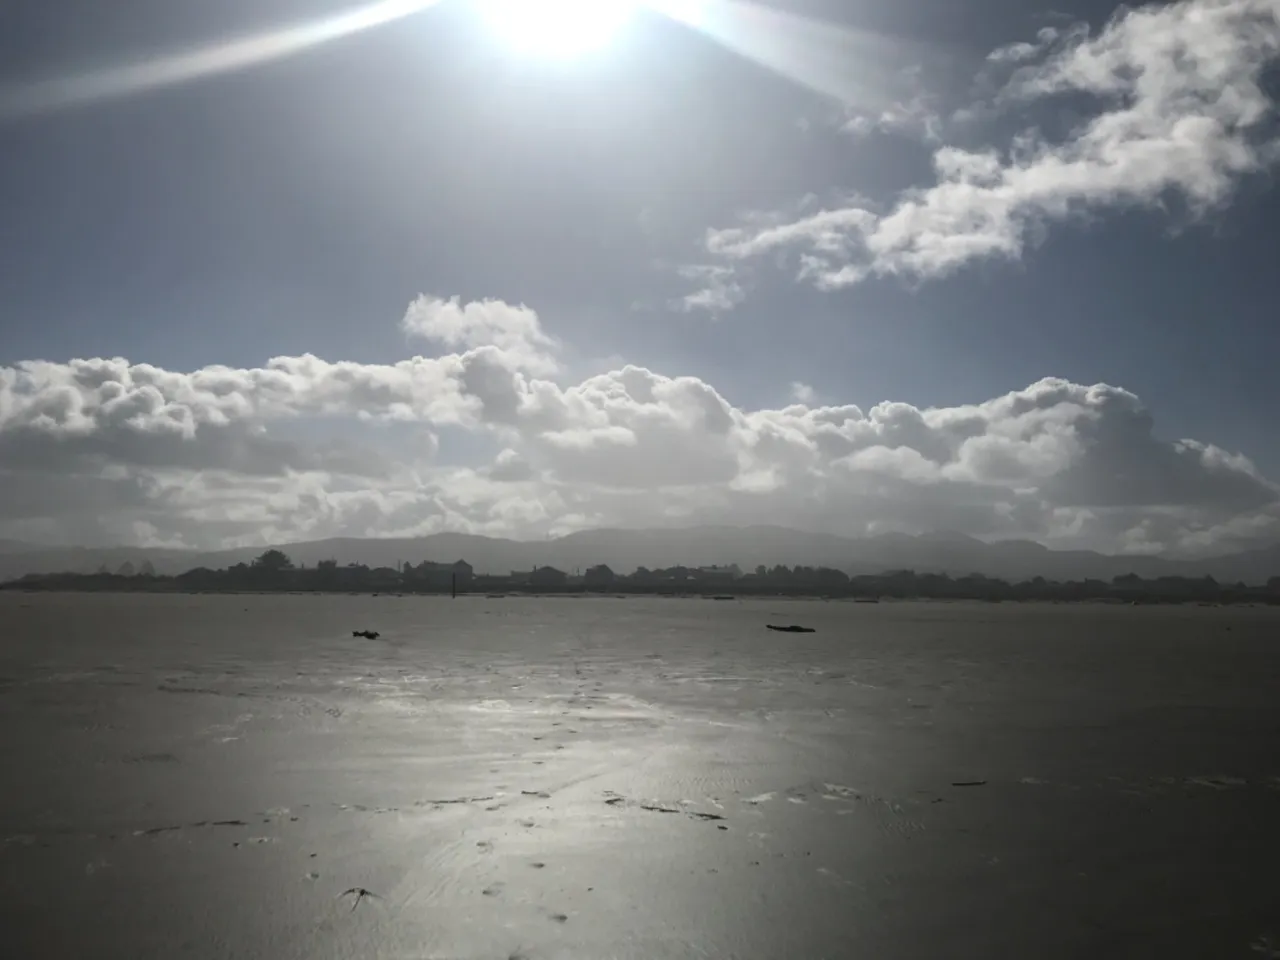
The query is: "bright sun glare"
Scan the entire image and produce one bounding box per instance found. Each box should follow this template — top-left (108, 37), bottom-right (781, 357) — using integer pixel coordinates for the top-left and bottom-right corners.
top-left (475, 0), bottom-right (639, 57)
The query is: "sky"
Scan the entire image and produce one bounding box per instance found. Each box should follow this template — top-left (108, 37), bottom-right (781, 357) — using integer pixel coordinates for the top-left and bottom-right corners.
top-left (1, 0), bottom-right (1279, 556)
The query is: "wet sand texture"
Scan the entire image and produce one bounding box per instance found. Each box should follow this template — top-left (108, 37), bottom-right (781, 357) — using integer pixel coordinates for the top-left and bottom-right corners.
top-left (2, 592), bottom-right (1279, 959)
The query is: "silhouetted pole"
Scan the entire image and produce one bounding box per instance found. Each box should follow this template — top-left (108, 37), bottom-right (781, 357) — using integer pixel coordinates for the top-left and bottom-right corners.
top-left (451, 572), bottom-right (456, 599)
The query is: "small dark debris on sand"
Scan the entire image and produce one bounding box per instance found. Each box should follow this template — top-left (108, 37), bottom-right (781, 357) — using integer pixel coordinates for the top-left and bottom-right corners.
top-left (607, 792), bottom-right (726, 823)
top-left (338, 887), bottom-right (380, 911)
top-left (414, 795), bottom-right (495, 806)
top-left (134, 824), bottom-right (184, 837)
top-left (952, 780), bottom-right (988, 787)
top-left (640, 803), bottom-right (682, 814)
top-left (351, 629), bottom-right (381, 640)
top-left (766, 624), bottom-right (816, 633)
top-left (135, 818), bottom-right (250, 837)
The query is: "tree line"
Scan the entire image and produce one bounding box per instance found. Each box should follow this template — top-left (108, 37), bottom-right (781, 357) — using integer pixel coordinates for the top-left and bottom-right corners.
top-left (5, 549), bottom-right (1280, 605)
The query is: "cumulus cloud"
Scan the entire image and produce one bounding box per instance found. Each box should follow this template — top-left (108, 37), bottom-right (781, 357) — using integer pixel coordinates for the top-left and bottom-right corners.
top-left (488, 447), bottom-right (535, 482)
top-left (401, 295), bottom-right (559, 374)
top-left (2, 301), bottom-right (1277, 558)
top-left (699, 0), bottom-right (1280, 294)
top-left (0, 292), bottom-right (575, 466)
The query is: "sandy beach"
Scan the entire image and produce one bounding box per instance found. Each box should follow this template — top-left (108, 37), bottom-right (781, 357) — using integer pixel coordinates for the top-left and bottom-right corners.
top-left (2, 592), bottom-right (1278, 959)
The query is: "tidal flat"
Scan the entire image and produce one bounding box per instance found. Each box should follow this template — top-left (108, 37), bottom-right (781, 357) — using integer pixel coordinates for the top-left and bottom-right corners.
top-left (2, 592), bottom-right (1278, 959)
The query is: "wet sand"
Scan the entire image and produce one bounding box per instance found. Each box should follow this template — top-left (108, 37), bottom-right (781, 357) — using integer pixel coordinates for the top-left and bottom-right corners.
top-left (2, 593), bottom-right (1278, 959)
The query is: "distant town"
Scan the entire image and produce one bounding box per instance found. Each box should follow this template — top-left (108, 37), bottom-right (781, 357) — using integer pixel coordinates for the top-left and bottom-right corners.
top-left (4, 549), bottom-right (1280, 605)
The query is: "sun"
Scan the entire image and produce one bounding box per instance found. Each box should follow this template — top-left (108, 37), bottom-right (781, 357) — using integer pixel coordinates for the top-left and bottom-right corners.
top-left (475, 0), bottom-right (639, 57)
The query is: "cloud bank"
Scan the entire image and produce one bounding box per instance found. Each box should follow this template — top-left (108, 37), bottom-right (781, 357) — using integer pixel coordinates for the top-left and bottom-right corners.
top-left (2, 296), bottom-right (1276, 555)
top-left (696, 0), bottom-right (1280, 296)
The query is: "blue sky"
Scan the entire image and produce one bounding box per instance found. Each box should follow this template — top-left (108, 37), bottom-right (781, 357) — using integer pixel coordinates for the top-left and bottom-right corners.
top-left (2, 0), bottom-right (1279, 554)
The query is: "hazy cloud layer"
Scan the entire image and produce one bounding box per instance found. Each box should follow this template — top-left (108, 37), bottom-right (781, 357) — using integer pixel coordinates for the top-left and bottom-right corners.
top-left (2, 296), bottom-right (1276, 556)
top-left (700, 0), bottom-right (1280, 295)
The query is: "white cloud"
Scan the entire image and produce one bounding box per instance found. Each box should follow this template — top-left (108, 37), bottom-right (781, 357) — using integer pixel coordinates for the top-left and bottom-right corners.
top-left (790, 382), bottom-right (816, 404)
top-left (401, 295), bottom-right (559, 374)
top-left (842, 93), bottom-right (944, 142)
top-left (487, 447), bottom-right (535, 482)
top-left (703, 0), bottom-right (1280, 293)
top-left (0, 292), bottom-right (577, 465)
top-left (2, 300), bottom-right (1276, 557)
top-left (987, 26), bottom-right (1065, 64)
top-left (672, 264), bottom-right (746, 316)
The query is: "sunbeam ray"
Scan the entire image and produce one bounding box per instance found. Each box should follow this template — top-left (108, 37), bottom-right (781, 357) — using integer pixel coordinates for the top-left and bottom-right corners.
top-left (1, 0), bottom-right (933, 123)
top-left (649, 0), bottom-right (933, 113)
top-left (0, 0), bottom-right (443, 121)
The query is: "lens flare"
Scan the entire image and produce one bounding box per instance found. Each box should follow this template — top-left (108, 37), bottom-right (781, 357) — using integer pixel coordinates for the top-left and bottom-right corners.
top-left (475, 0), bottom-right (638, 57)
top-left (0, 0), bottom-right (442, 121)
top-left (0, 0), bottom-right (928, 123)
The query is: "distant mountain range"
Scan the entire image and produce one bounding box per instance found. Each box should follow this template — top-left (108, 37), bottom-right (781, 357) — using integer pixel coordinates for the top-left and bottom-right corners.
top-left (3, 526), bottom-right (1280, 585)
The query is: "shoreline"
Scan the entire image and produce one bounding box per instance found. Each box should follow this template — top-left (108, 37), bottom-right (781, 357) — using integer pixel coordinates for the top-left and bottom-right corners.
top-left (4, 587), bottom-right (1277, 607)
